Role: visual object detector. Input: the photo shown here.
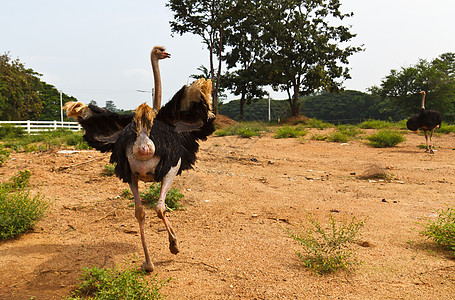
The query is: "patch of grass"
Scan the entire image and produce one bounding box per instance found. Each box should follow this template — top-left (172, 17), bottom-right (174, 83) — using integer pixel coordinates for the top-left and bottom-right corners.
top-left (67, 265), bottom-right (169, 300)
top-left (275, 125), bottom-right (307, 139)
top-left (215, 122), bottom-right (266, 138)
top-left (336, 125), bottom-right (363, 138)
top-left (366, 130), bottom-right (405, 148)
top-left (0, 124), bottom-right (25, 139)
top-left (326, 132), bottom-right (349, 143)
top-left (0, 170), bottom-right (48, 240)
top-left (1, 129), bottom-right (89, 152)
top-left (437, 123), bottom-right (455, 134)
top-left (101, 164), bottom-right (116, 176)
top-left (141, 182), bottom-right (184, 211)
top-left (420, 207), bottom-right (455, 256)
top-left (310, 134), bottom-right (329, 141)
top-left (287, 213), bottom-right (365, 274)
top-left (0, 146), bottom-right (10, 166)
top-left (358, 119), bottom-right (395, 129)
top-left (304, 119), bottom-right (334, 130)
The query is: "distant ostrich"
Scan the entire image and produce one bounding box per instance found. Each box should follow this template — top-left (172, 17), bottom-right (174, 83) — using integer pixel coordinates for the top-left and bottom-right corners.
top-left (406, 91), bottom-right (442, 154)
top-left (64, 46), bottom-right (215, 272)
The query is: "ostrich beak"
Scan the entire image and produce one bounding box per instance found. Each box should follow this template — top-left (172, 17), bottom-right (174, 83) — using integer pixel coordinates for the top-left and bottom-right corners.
top-left (162, 51), bottom-right (171, 59)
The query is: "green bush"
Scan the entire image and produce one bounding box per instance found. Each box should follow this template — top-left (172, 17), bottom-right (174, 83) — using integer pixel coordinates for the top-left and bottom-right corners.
top-left (437, 123), bottom-right (455, 134)
top-left (0, 124), bottom-right (25, 139)
top-left (287, 214), bottom-right (365, 274)
top-left (420, 207), bottom-right (455, 256)
top-left (141, 182), bottom-right (184, 211)
top-left (0, 170), bottom-right (48, 240)
top-left (101, 164), bottom-right (116, 176)
top-left (1, 129), bottom-right (89, 152)
top-left (366, 130), bottom-right (405, 148)
top-left (68, 265), bottom-right (169, 300)
top-left (326, 132), bottom-right (349, 143)
top-left (358, 119), bottom-right (395, 129)
top-left (304, 119), bottom-right (334, 130)
top-left (215, 122), bottom-right (266, 138)
top-left (0, 147), bottom-right (10, 166)
top-left (336, 125), bottom-right (363, 137)
top-left (275, 125), bottom-right (307, 139)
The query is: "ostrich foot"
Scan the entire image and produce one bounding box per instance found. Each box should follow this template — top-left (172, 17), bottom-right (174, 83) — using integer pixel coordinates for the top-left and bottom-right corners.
top-left (429, 149), bottom-right (435, 154)
top-left (141, 261), bottom-right (155, 273)
top-left (169, 239), bottom-right (179, 255)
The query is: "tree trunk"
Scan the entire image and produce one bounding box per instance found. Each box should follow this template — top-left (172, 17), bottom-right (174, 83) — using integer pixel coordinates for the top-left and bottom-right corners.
top-left (239, 94), bottom-right (245, 121)
top-left (290, 82), bottom-right (301, 116)
top-left (213, 29), bottom-right (223, 115)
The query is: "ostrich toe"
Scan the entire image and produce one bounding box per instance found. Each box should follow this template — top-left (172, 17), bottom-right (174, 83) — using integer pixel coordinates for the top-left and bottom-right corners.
top-left (170, 240), bottom-right (179, 254)
top-left (142, 261), bottom-right (154, 273)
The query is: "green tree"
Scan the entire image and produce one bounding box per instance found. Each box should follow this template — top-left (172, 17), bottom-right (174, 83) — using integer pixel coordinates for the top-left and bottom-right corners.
top-left (105, 100), bottom-right (119, 112)
top-left (0, 53), bottom-right (42, 120)
top-left (263, 0), bottom-right (362, 117)
top-left (167, 0), bottom-right (232, 114)
top-left (371, 53), bottom-right (455, 121)
top-left (222, 0), bottom-right (267, 121)
top-left (37, 83), bottom-right (78, 121)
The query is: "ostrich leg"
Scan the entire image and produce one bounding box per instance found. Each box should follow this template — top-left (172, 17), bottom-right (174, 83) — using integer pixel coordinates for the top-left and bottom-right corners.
top-left (129, 177), bottom-right (154, 272)
top-left (429, 128), bottom-right (436, 154)
top-left (155, 159), bottom-right (181, 255)
top-left (424, 130), bottom-right (430, 153)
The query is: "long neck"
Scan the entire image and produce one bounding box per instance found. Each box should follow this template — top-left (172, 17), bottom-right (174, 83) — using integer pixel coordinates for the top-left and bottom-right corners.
top-left (421, 92), bottom-right (426, 110)
top-left (151, 55), bottom-right (162, 110)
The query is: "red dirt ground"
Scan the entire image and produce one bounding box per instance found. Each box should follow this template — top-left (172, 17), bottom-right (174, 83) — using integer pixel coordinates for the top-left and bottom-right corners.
top-left (0, 128), bottom-right (454, 299)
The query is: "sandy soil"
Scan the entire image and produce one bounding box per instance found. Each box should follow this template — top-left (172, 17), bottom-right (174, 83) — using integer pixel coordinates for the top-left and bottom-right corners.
top-left (0, 128), bottom-right (454, 299)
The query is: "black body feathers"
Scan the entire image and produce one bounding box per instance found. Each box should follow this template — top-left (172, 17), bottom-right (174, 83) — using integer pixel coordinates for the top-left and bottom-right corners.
top-left (72, 83), bottom-right (215, 184)
top-left (406, 108), bottom-right (442, 131)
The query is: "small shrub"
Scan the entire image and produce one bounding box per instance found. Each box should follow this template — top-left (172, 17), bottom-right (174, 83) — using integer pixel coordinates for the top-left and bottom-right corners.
top-left (0, 170), bottom-right (48, 240)
top-left (358, 119), bottom-right (395, 129)
top-left (0, 147), bottom-right (10, 166)
top-left (304, 119), bottom-right (334, 130)
top-left (68, 265), bottom-right (169, 300)
top-left (366, 130), bottom-right (405, 148)
top-left (420, 207), bottom-right (455, 256)
top-left (326, 132), bottom-right (349, 143)
top-left (287, 214), bottom-right (365, 274)
top-left (215, 122), bottom-right (266, 138)
top-left (0, 124), bottom-right (25, 139)
top-left (336, 125), bottom-right (363, 137)
top-left (101, 164), bottom-right (116, 176)
top-left (275, 126), bottom-right (307, 139)
top-left (141, 182), bottom-right (184, 211)
top-left (437, 123), bottom-right (455, 134)
top-left (310, 134), bottom-right (328, 141)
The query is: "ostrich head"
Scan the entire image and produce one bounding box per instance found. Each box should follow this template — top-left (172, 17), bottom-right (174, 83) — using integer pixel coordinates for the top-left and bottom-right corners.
top-left (151, 46), bottom-right (171, 60)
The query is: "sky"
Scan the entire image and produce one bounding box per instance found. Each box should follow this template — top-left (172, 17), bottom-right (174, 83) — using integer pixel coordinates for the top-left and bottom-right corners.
top-left (2, 0), bottom-right (455, 111)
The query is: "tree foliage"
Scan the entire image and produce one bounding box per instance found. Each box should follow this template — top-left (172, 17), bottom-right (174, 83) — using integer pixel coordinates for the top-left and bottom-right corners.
top-left (0, 52), bottom-right (78, 121)
top-left (261, 0), bottom-right (363, 116)
top-left (372, 52), bottom-right (455, 121)
top-left (167, 0), bottom-right (233, 114)
top-left (0, 53), bottom-right (42, 120)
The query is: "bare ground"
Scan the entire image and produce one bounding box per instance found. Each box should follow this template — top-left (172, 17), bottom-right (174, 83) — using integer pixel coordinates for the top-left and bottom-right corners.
top-left (0, 129), bottom-right (455, 299)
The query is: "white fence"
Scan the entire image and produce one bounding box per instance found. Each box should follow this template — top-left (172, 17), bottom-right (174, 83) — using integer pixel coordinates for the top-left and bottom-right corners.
top-left (0, 120), bottom-right (82, 134)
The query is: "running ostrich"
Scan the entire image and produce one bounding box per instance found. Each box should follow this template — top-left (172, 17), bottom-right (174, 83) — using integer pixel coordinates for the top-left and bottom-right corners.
top-left (406, 91), bottom-right (441, 154)
top-left (64, 46), bottom-right (215, 272)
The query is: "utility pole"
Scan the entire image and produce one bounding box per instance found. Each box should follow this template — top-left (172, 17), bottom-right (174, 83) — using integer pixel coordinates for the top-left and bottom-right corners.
top-left (268, 93), bottom-right (271, 122)
top-left (137, 88), bottom-right (154, 106)
top-left (60, 90), bottom-right (63, 125)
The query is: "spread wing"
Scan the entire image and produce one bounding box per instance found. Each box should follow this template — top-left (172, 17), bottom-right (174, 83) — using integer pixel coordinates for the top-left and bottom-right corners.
top-left (63, 102), bottom-right (133, 152)
top-left (156, 78), bottom-right (216, 133)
